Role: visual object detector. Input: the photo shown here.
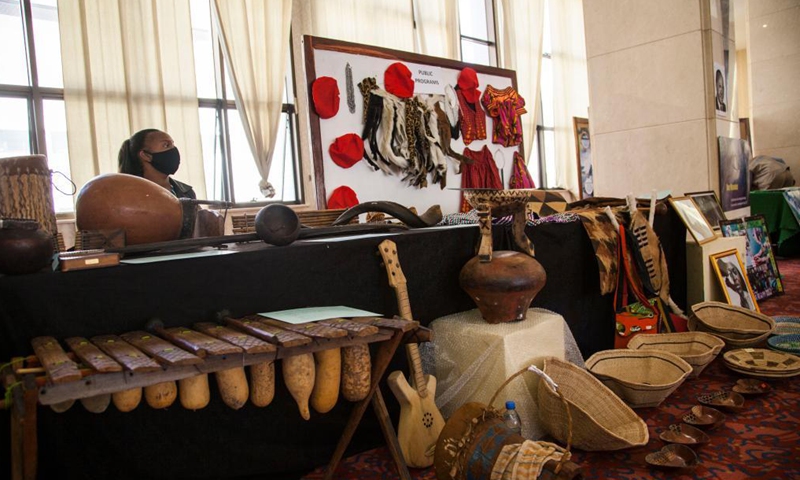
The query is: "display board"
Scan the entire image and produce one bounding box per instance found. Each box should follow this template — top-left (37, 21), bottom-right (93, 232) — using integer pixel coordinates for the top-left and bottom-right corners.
top-left (303, 36), bottom-right (524, 213)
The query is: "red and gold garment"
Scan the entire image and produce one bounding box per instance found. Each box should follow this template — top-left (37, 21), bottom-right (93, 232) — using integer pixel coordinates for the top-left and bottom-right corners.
top-left (459, 145), bottom-right (502, 212)
top-left (481, 85), bottom-right (526, 147)
top-left (456, 86), bottom-right (487, 145)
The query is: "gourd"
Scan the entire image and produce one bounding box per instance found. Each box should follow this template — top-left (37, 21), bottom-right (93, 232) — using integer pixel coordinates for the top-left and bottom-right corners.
top-left (283, 354), bottom-right (315, 420)
top-left (112, 388), bottom-right (142, 412)
top-left (310, 348), bottom-right (341, 414)
top-left (250, 361), bottom-right (275, 407)
top-left (50, 399), bottom-right (75, 413)
top-left (80, 394), bottom-right (111, 413)
top-left (179, 374), bottom-right (210, 411)
top-left (341, 344), bottom-right (371, 402)
top-left (216, 367), bottom-right (249, 410)
top-left (145, 381), bottom-right (178, 409)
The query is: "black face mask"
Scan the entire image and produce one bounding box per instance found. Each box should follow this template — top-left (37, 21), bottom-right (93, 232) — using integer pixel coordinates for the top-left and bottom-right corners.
top-left (144, 147), bottom-right (180, 175)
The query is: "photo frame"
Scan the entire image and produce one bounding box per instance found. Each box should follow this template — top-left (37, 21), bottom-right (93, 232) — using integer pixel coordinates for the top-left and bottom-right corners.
top-left (685, 190), bottom-right (726, 229)
top-left (783, 188), bottom-right (800, 225)
top-left (668, 196), bottom-right (717, 245)
top-left (710, 249), bottom-right (759, 312)
top-left (573, 117), bottom-right (593, 199)
top-left (719, 216), bottom-right (783, 300)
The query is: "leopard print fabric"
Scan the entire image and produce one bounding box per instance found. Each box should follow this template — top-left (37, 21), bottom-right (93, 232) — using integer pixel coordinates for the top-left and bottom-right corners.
top-left (575, 208), bottom-right (623, 295)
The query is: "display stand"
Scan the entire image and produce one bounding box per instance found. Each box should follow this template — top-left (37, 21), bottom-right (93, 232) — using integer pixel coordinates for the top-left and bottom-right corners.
top-left (686, 235), bottom-right (747, 306)
top-left (428, 308), bottom-right (584, 440)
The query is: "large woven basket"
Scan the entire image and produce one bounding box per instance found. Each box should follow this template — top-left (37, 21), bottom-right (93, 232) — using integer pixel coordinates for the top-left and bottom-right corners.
top-left (627, 332), bottom-right (725, 378)
top-left (690, 302), bottom-right (775, 336)
top-left (585, 350), bottom-right (692, 408)
top-left (537, 357), bottom-right (649, 451)
top-left (688, 316), bottom-right (772, 348)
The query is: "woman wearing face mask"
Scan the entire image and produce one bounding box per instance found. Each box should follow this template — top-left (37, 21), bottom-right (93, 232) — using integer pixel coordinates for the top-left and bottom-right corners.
top-left (118, 129), bottom-right (196, 199)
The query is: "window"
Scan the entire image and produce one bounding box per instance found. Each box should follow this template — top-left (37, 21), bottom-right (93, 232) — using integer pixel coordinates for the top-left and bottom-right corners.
top-left (536, 0), bottom-right (557, 188)
top-left (0, 0), bottom-right (72, 213)
top-left (458, 0), bottom-right (497, 66)
top-left (190, 0), bottom-right (301, 205)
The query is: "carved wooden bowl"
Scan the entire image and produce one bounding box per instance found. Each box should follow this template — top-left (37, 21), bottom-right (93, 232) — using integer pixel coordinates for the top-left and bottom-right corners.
top-left (682, 405), bottom-right (726, 429)
top-left (697, 390), bottom-right (745, 412)
top-left (658, 423), bottom-right (710, 446)
top-left (645, 444), bottom-right (699, 469)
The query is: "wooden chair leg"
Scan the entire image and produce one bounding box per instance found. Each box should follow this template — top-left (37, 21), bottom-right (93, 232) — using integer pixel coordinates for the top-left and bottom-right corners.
top-left (371, 389), bottom-right (411, 480)
top-left (323, 331), bottom-right (404, 480)
top-left (9, 375), bottom-right (37, 480)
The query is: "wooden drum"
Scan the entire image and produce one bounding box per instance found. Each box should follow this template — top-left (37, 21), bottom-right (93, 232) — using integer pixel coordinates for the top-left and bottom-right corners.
top-left (0, 155), bottom-right (58, 237)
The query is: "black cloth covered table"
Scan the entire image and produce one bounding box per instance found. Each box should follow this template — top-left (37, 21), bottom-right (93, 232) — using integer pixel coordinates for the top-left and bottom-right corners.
top-left (0, 215), bottom-right (685, 480)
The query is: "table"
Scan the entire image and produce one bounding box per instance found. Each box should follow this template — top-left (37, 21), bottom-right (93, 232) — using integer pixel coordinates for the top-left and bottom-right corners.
top-left (427, 308), bottom-right (584, 439)
top-left (0, 216), bottom-right (686, 479)
top-left (750, 190), bottom-right (800, 256)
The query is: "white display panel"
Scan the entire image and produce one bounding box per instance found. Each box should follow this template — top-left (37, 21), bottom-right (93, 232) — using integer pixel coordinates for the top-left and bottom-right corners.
top-left (304, 36), bottom-right (524, 215)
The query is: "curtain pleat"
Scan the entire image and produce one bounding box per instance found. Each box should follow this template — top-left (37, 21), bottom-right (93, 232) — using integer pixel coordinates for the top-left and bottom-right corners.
top-left (213, 0), bottom-right (293, 198)
top-left (58, 0), bottom-right (207, 198)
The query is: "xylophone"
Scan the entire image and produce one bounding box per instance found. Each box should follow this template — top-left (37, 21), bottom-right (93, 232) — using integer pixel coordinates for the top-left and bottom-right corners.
top-left (2, 314), bottom-right (425, 480)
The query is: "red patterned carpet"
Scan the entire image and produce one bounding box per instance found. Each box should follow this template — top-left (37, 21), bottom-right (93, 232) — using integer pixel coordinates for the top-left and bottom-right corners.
top-left (304, 258), bottom-right (800, 480)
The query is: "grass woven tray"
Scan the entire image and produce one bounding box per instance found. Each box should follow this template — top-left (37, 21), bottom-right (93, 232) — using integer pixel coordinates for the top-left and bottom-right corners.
top-left (723, 348), bottom-right (800, 373)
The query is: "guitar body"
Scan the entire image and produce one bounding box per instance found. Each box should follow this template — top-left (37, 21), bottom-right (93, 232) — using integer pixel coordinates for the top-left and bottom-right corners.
top-left (387, 370), bottom-right (446, 468)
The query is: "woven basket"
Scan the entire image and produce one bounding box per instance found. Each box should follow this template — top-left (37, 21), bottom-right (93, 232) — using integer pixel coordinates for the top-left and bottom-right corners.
top-left (627, 332), bottom-right (725, 378)
top-left (537, 357), bottom-right (649, 451)
top-left (585, 350), bottom-right (692, 408)
top-left (688, 316), bottom-right (772, 348)
top-left (690, 302), bottom-right (775, 336)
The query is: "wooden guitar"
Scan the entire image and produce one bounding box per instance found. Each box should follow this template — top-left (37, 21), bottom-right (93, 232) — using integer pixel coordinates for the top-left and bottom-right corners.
top-left (378, 239), bottom-right (446, 468)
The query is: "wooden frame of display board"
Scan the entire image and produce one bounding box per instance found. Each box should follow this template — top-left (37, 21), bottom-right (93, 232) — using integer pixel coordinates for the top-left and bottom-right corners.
top-left (303, 35), bottom-right (522, 212)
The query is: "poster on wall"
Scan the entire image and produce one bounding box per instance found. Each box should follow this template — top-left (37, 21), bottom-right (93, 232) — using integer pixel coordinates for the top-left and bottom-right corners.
top-left (714, 63), bottom-right (727, 116)
top-left (718, 136), bottom-right (750, 211)
top-left (573, 117), bottom-right (593, 199)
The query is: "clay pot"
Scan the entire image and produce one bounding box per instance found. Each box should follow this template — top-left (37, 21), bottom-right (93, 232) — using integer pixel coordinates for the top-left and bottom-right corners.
top-left (459, 250), bottom-right (547, 324)
top-left (0, 219), bottom-right (54, 275)
top-left (75, 173), bottom-right (183, 245)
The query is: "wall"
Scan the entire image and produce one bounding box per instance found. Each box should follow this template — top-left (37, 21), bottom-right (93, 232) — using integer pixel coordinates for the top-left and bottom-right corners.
top-left (583, 0), bottom-right (710, 199)
top-left (747, 0), bottom-right (800, 176)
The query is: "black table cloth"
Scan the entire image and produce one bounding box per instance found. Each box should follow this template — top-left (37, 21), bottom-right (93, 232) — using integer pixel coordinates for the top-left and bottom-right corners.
top-left (0, 214), bottom-right (685, 480)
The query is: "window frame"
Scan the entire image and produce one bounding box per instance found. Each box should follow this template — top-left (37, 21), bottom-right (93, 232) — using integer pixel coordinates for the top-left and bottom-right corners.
top-left (458, 0), bottom-right (499, 67)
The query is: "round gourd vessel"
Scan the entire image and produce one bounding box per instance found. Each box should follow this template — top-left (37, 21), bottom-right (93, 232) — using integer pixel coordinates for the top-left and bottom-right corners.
top-left (75, 173), bottom-right (183, 245)
top-left (459, 250), bottom-right (547, 323)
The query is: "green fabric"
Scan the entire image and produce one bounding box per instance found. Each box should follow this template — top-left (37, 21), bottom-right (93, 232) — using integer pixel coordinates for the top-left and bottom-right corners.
top-left (750, 190), bottom-right (800, 256)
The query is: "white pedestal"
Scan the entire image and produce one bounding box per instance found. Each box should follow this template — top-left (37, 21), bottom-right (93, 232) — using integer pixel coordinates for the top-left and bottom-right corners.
top-left (686, 235), bottom-right (747, 307)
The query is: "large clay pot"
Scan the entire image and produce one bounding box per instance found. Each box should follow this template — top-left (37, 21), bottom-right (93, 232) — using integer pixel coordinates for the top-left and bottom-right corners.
top-left (459, 250), bottom-right (547, 323)
top-left (76, 173), bottom-right (183, 245)
top-left (0, 219), bottom-right (54, 275)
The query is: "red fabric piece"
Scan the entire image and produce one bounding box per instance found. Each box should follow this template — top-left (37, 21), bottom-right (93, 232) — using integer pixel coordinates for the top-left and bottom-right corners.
top-left (384, 62), bottom-right (414, 98)
top-left (329, 134), bottom-right (364, 169)
top-left (457, 67), bottom-right (481, 104)
top-left (509, 151), bottom-right (536, 189)
top-left (456, 87), bottom-right (487, 145)
top-left (312, 77), bottom-right (340, 119)
top-left (459, 146), bottom-right (502, 212)
top-left (481, 85), bottom-right (526, 147)
top-left (328, 186), bottom-right (359, 209)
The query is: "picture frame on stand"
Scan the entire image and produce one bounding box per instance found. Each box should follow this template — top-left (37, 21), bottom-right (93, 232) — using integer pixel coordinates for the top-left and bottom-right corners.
top-left (710, 249), bottom-right (759, 312)
top-left (669, 196), bottom-right (717, 245)
top-left (718, 216), bottom-right (783, 301)
top-left (685, 191), bottom-right (726, 229)
top-left (573, 117), bottom-right (593, 199)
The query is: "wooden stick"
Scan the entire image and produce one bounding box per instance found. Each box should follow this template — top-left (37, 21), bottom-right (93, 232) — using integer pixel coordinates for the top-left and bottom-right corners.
top-left (371, 389), bottom-right (412, 480)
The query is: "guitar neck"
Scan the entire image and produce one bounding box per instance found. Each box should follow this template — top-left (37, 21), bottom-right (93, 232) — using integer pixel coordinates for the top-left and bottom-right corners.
top-left (394, 279), bottom-right (428, 397)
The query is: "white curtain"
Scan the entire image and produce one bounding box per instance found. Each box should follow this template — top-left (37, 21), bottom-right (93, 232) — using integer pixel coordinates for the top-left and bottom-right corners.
top-left (414, 0), bottom-right (460, 60)
top-left (58, 0), bottom-right (207, 198)
top-left (550, 0), bottom-right (589, 197)
top-left (496, 0), bottom-right (545, 163)
top-left (213, 0), bottom-right (293, 198)
top-left (294, 0), bottom-right (415, 52)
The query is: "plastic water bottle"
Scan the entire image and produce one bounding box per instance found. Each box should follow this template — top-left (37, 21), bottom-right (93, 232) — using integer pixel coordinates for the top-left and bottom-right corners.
top-left (503, 400), bottom-right (522, 435)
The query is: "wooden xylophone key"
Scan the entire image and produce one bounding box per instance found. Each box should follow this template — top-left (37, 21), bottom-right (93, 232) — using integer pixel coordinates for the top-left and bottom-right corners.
top-left (30, 337), bottom-right (82, 385)
top-left (91, 335), bottom-right (161, 412)
top-left (259, 318), bottom-right (349, 340)
top-left (119, 331), bottom-right (203, 367)
top-left (316, 318), bottom-right (379, 337)
top-left (156, 327), bottom-right (243, 358)
top-left (224, 315), bottom-right (312, 347)
top-left (64, 337), bottom-right (123, 373)
top-left (194, 323), bottom-right (277, 408)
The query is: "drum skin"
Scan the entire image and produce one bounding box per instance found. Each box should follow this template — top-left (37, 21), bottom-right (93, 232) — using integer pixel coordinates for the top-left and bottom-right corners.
top-left (76, 173), bottom-right (182, 245)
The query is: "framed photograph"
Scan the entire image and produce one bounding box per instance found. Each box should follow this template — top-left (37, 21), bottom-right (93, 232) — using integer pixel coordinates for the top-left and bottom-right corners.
top-left (669, 196), bottom-right (717, 245)
top-left (573, 117), bottom-right (593, 199)
top-left (714, 63), bottom-right (727, 116)
top-left (744, 215), bottom-right (783, 299)
top-left (686, 190), bottom-right (726, 229)
top-left (710, 249), bottom-right (759, 312)
top-left (783, 188), bottom-right (800, 225)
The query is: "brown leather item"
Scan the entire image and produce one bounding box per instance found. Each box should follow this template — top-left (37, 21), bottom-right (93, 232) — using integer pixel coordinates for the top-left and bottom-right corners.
top-left (459, 251), bottom-right (547, 324)
top-left (75, 173), bottom-right (183, 245)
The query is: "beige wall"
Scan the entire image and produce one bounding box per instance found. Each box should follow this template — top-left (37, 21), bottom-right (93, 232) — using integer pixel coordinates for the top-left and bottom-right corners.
top-left (747, 0), bottom-right (800, 174)
top-left (583, 0), bottom-right (708, 198)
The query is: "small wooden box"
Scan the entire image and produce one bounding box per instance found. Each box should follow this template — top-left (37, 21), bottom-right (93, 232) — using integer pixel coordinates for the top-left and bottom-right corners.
top-left (59, 252), bottom-right (120, 272)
